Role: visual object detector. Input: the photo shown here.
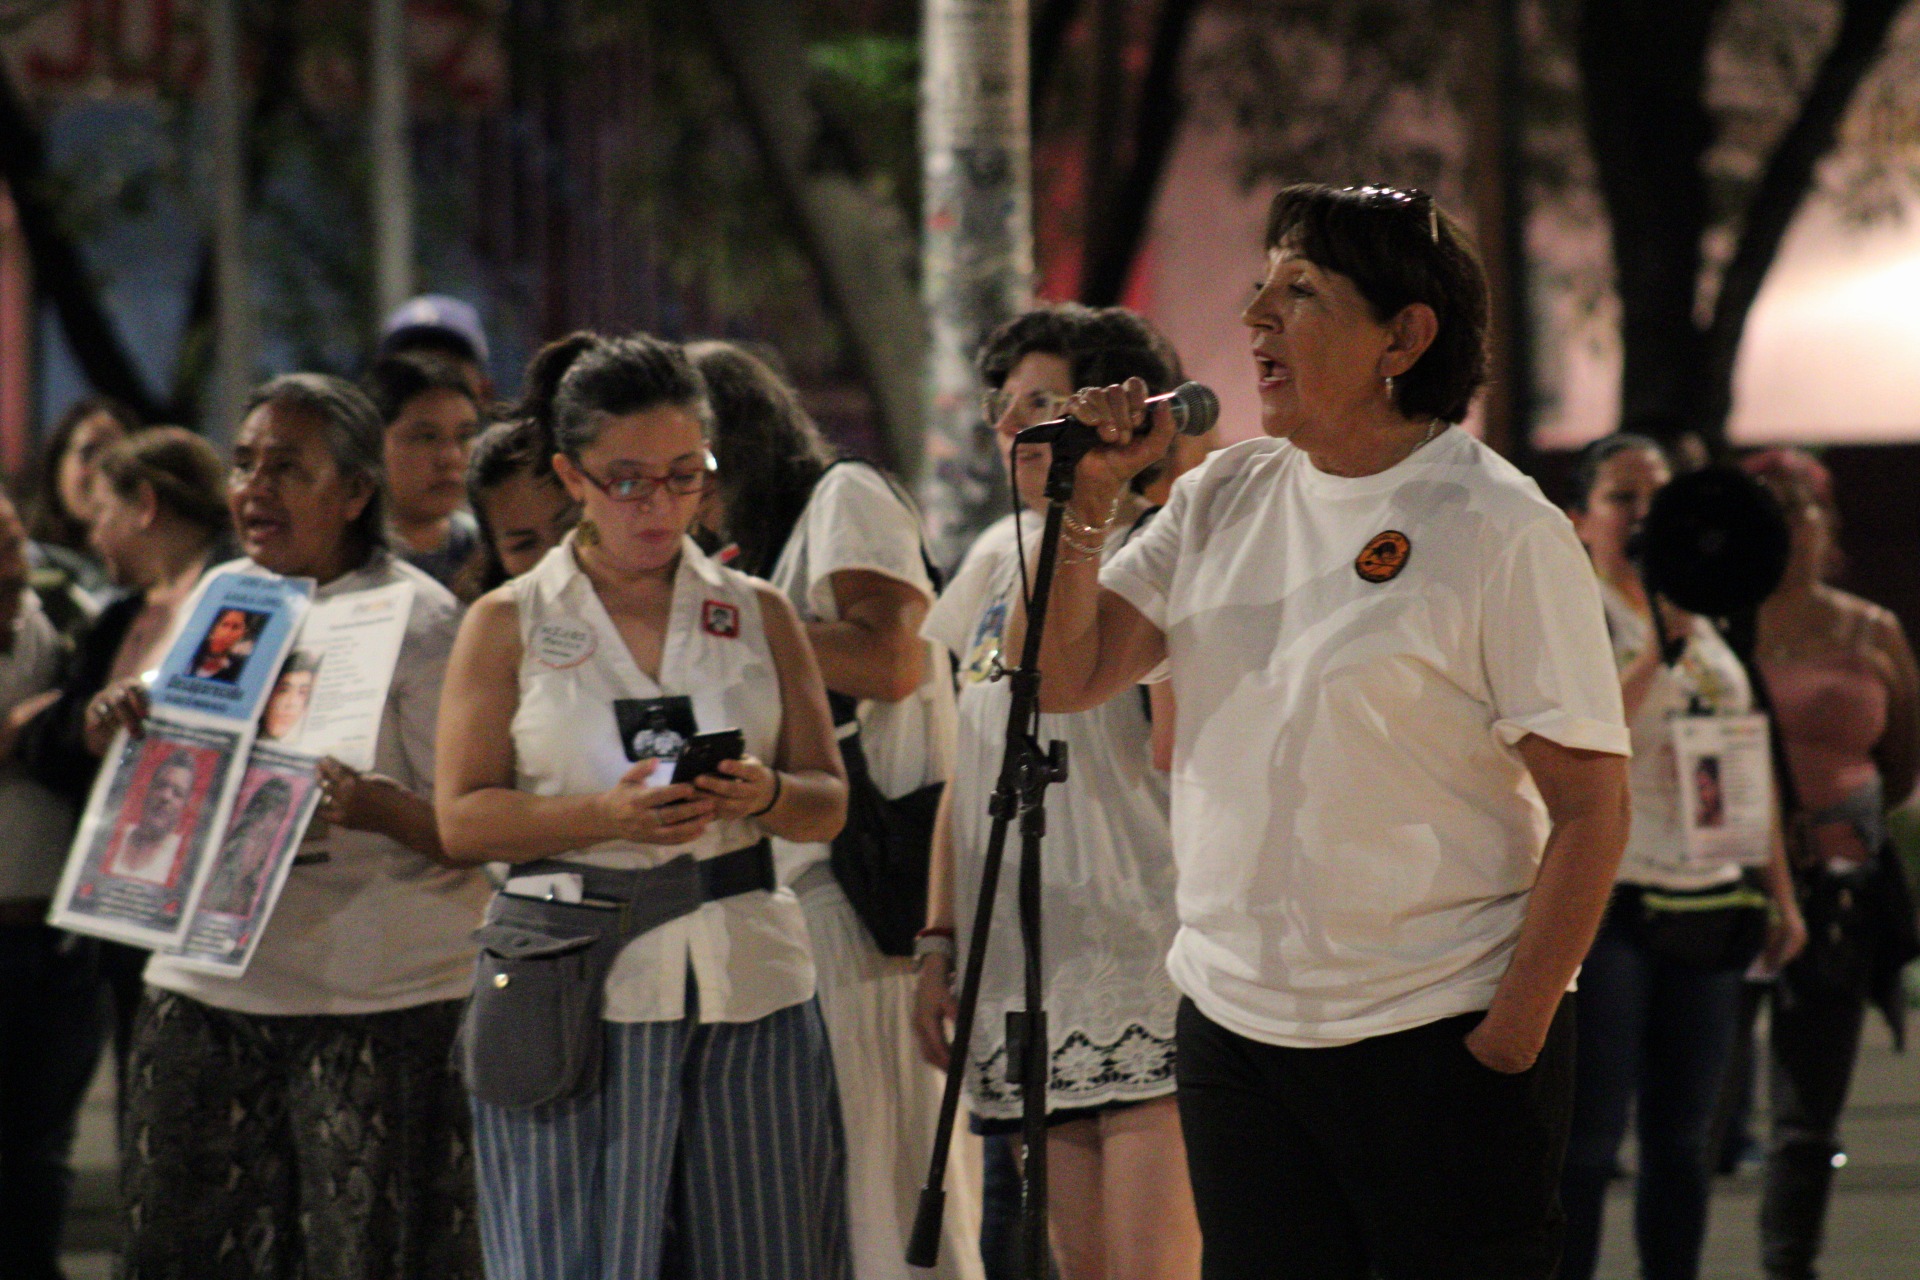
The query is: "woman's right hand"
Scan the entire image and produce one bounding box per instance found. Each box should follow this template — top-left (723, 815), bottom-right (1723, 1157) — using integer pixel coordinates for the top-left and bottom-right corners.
top-left (84, 676), bottom-right (151, 756)
top-left (1060, 377), bottom-right (1178, 521)
top-left (598, 760), bottom-right (718, 847)
top-left (913, 953), bottom-right (958, 1071)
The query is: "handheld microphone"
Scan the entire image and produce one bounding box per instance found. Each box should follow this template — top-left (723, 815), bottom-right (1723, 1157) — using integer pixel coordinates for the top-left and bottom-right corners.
top-left (1013, 380), bottom-right (1220, 447)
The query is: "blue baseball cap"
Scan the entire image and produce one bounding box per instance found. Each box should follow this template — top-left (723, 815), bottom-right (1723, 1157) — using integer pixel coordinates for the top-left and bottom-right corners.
top-left (378, 294), bottom-right (490, 366)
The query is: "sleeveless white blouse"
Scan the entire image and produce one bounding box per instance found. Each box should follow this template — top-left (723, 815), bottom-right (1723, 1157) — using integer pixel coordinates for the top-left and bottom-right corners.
top-left (509, 534), bottom-right (815, 1023)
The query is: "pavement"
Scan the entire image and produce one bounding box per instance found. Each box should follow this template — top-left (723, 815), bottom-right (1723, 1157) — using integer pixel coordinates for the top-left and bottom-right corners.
top-left (61, 1006), bottom-right (1920, 1278)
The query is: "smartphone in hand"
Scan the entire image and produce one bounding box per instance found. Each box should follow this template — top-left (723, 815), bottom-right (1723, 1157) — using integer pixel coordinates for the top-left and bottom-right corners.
top-left (669, 729), bottom-right (746, 786)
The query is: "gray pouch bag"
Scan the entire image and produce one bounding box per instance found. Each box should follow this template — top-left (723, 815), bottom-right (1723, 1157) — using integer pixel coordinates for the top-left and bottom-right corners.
top-left (459, 899), bottom-right (615, 1109)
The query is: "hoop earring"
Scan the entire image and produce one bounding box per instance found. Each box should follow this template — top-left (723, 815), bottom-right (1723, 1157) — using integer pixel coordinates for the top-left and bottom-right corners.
top-left (575, 517), bottom-right (600, 548)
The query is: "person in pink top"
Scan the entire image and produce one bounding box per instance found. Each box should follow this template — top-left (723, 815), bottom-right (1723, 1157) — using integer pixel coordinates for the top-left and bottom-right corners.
top-left (1745, 448), bottom-right (1920, 1280)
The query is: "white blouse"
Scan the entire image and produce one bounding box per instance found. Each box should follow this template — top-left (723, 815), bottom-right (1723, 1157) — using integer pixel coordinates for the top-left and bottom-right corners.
top-left (768, 462), bottom-right (956, 882)
top-left (509, 534), bottom-right (814, 1024)
top-left (924, 505), bottom-right (1180, 1118)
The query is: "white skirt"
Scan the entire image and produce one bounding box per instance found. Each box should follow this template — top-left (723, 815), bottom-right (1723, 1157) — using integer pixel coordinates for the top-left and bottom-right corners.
top-left (799, 873), bottom-right (984, 1280)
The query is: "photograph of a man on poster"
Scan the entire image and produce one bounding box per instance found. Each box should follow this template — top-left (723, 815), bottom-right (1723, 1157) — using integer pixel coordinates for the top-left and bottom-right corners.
top-left (103, 748), bottom-right (201, 885)
top-left (188, 607), bottom-right (268, 685)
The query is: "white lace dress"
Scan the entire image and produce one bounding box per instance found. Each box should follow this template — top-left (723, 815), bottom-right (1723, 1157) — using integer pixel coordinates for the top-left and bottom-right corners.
top-left (923, 508), bottom-right (1180, 1121)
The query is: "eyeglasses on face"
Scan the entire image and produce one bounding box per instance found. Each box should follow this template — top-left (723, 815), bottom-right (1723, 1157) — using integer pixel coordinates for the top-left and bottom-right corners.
top-left (576, 451), bottom-right (717, 504)
top-left (981, 388), bottom-right (1073, 428)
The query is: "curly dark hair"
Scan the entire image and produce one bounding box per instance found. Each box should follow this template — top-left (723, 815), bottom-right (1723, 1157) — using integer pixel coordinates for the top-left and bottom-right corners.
top-left (1263, 184), bottom-right (1489, 424)
top-left (976, 304), bottom-right (1185, 493)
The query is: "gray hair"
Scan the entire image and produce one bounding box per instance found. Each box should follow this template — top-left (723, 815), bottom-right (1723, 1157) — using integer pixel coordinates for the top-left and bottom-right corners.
top-left (242, 373), bottom-right (388, 551)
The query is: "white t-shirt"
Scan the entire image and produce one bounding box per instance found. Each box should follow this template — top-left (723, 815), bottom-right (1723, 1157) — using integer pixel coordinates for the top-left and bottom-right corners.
top-left (769, 462), bottom-right (956, 881)
top-left (146, 553), bottom-right (490, 1015)
top-left (1601, 582), bottom-right (1750, 889)
top-left (1101, 429), bottom-right (1629, 1048)
top-left (924, 506), bottom-right (1180, 1117)
top-left (0, 592), bottom-right (78, 901)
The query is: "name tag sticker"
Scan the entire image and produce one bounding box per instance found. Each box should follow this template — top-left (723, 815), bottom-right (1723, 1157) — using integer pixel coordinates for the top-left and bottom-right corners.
top-left (532, 620), bottom-right (596, 669)
top-left (702, 599), bottom-right (741, 639)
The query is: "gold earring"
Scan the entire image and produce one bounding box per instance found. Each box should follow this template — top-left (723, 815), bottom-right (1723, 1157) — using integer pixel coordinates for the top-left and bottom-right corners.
top-left (575, 517), bottom-right (600, 548)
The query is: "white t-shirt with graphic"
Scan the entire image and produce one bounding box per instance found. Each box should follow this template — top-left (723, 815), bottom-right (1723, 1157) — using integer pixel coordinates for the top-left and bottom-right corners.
top-left (1101, 429), bottom-right (1629, 1048)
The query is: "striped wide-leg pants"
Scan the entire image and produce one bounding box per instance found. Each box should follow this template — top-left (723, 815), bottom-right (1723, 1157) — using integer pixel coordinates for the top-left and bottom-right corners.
top-left (471, 998), bottom-right (852, 1280)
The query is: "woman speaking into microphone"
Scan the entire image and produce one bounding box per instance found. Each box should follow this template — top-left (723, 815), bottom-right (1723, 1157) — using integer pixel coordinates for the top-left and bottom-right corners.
top-left (1015, 184), bottom-right (1631, 1279)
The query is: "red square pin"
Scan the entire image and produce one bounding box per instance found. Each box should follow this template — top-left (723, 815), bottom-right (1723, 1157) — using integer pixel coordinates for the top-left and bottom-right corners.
top-left (702, 599), bottom-right (741, 639)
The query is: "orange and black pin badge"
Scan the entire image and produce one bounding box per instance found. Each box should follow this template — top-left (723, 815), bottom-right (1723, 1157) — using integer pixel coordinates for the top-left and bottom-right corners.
top-left (1355, 530), bottom-right (1412, 584)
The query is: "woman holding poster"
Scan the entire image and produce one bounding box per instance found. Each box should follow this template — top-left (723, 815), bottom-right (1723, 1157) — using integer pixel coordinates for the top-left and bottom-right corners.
top-left (1559, 435), bottom-right (1805, 1280)
top-left (436, 334), bottom-right (851, 1280)
top-left (93, 374), bottom-right (486, 1279)
top-left (15, 428), bottom-right (231, 1084)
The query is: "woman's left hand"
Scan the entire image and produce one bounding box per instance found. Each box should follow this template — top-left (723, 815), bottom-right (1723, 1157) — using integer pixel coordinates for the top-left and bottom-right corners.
top-left (316, 757), bottom-right (408, 834)
top-left (692, 755), bottom-right (778, 823)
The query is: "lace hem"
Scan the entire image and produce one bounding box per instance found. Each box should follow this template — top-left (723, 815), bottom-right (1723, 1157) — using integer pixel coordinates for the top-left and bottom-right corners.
top-left (966, 1021), bottom-right (1176, 1118)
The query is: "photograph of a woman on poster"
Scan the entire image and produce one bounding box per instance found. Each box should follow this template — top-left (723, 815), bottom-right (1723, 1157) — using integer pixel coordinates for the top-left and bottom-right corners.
top-left (199, 776), bottom-right (299, 917)
top-left (188, 607), bottom-right (266, 684)
top-left (105, 749), bottom-right (200, 884)
top-left (260, 652), bottom-right (322, 742)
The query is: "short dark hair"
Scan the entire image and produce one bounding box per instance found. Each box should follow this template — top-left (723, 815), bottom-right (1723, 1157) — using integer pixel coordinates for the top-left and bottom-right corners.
top-left (1570, 433), bottom-right (1667, 512)
top-left (977, 304), bottom-right (1183, 492)
top-left (551, 334), bottom-right (711, 460)
top-left (242, 374), bottom-right (388, 551)
top-left (97, 427), bottom-right (232, 544)
top-left (977, 303), bottom-right (1181, 396)
top-left (1264, 184), bottom-right (1489, 424)
top-left (362, 352), bottom-right (478, 426)
top-left (381, 326), bottom-right (479, 367)
top-left (453, 417), bottom-right (578, 601)
top-left (687, 340), bottom-right (837, 578)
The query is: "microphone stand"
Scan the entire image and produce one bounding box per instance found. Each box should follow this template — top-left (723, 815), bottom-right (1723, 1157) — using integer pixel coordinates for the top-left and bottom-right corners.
top-left (907, 435), bottom-right (1088, 1279)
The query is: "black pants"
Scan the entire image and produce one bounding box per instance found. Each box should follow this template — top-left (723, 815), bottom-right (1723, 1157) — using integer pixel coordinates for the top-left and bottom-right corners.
top-left (0, 922), bottom-right (107, 1280)
top-left (1760, 951), bottom-right (1869, 1279)
top-left (1177, 997), bottom-right (1576, 1280)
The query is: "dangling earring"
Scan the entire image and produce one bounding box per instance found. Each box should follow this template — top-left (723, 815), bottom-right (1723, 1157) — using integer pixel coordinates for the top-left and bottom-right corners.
top-left (1384, 374), bottom-right (1397, 402)
top-left (575, 517), bottom-right (600, 548)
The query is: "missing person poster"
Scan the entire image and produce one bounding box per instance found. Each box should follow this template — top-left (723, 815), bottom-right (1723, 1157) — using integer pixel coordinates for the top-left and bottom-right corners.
top-left (174, 746), bottom-right (325, 971)
top-left (168, 581), bottom-right (416, 976)
top-left (53, 721), bottom-right (245, 948)
top-left (1673, 713), bottom-right (1776, 870)
top-left (51, 568), bottom-right (314, 951)
top-left (150, 572), bottom-right (314, 723)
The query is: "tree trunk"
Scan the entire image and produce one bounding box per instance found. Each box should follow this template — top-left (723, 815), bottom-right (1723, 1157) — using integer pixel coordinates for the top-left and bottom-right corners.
top-left (1079, 0), bottom-right (1199, 308)
top-left (0, 61), bottom-right (164, 423)
top-left (1577, 0), bottom-right (1724, 445)
top-left (1695, 0), bottom-right (1910, 436)
top-left (920, 0), bottom-right (1033, 566)
top-left (695, 0), bottom-right (928, 479)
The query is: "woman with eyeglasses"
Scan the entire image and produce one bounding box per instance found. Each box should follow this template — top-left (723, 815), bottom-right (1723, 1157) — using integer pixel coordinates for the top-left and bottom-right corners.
top-left (915, 304), bottom-right (1201, 1280)
top-left (1011, 185), bottom-right (1632, 1278)
top-left (435, 334), bottom-right (852, 1280)
top-left (93, 376), bottom-right (486, 1279)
